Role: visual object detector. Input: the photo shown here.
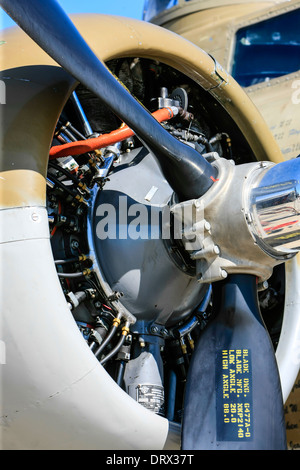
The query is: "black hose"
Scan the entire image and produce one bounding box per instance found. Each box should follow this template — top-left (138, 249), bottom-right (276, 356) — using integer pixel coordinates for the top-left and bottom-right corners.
top-left (47, 174), bottom-right (78, 199)
top-left (48, 161), bottom-right (81, 185)
top-left (94, 324), bottom-right (119, 359)
top-left (115, 360), bottom-right (126, 386)
top-left (100, 334), bottom-right (126, 366)
top-left (57, 119), bottom-right (87, 141)
top-left (57, 125), bottom-right (77, 142)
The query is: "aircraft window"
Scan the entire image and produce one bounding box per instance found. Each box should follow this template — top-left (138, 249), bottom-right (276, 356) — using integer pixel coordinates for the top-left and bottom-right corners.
top-left (232, 9), bottom-right (300, 87)
top-left (143, 0), bottom-right (178, 21)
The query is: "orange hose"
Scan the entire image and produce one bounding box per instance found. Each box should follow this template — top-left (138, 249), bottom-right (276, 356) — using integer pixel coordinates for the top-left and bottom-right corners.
top-left (49, 107), bottom-right (175, 160)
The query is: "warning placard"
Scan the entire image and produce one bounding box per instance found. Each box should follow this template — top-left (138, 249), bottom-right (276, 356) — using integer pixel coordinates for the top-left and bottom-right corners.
top-left (216, 349), bottom-right (253, 441)
top-left (285, 371), bottom-right (300, 450)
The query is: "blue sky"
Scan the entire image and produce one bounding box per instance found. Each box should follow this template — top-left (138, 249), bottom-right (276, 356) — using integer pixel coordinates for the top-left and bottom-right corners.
top-left (0, 0), bottom-right (145, 29)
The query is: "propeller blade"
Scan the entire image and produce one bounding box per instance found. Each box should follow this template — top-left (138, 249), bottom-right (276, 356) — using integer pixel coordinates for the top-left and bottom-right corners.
top-left (182, 274), bottom-right (287, 450)
top-left (0, 0), bottom-right (217, 200)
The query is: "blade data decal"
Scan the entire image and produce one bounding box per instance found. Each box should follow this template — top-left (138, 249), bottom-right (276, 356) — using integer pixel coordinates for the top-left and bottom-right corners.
top-left (216, 349), bottom-right (253, 441)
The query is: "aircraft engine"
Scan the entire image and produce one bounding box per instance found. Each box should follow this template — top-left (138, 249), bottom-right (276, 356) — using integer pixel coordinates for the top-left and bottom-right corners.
top-left (1, 0), bottom-right (300, 450)
top-left (46, 66), bottom-right (300, 429)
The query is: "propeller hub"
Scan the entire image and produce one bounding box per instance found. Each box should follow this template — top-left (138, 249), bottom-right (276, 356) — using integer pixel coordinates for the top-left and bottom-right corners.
top-left (247, 157), bottom-right (300, 259)
top-left (175, 156), bottom-right (300, 284)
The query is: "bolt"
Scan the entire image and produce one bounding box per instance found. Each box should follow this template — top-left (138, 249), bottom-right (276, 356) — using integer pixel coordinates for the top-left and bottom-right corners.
top-left (213, 245), bottom-right (220, 255)
top-left (71, 239), bottom-right (79, 250)
top-left (220, 269), bottom-right (228, 279)
top-left (151, 326), bottom-right (159, 334)
top-left (204, 220), bottom-right (211, 231)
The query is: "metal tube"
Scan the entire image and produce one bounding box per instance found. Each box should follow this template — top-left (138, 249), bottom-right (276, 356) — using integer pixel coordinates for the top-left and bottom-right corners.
top-left (71, 90), bottom-right (93, 137)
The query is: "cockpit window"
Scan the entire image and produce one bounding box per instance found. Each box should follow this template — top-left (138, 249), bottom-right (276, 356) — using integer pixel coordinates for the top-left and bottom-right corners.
top-left (143, 0), bottom-right (178, 21)
top-left (232, 9), bottom-right (300, 87)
